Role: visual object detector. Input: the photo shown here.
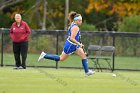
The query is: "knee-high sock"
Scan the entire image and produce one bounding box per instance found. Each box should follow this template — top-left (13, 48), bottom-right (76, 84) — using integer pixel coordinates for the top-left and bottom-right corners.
top-left (82, 59), bottom-right (89, 73)
top-left (44, 54), bottom-right (60, 61)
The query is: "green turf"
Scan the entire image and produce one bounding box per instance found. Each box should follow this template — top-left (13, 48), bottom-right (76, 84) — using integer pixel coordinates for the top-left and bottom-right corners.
top-left (0, 67), bottom-right (140, 93)
top-left (2, 53), bottom-right (140, 70)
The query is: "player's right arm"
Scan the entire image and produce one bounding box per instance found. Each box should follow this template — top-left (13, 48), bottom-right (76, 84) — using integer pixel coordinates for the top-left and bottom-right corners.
top-left (70, 26), bottom-right (83, 47)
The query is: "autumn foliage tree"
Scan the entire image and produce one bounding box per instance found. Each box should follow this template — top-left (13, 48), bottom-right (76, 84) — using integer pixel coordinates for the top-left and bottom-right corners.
top-left (86, 0), bottom-right (140, 17)
top-left (84, 0), bottom-right (140, 31)
top-left (1, 0), bottom-right (140, 31)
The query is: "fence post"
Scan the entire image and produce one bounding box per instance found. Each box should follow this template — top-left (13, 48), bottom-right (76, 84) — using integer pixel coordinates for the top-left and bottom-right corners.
top-left (56, 30), bottom-right (59, 69)
top-left (1, 28), bottom-right (4, 67)
top-left (112, 34), bottom-right (115, 71)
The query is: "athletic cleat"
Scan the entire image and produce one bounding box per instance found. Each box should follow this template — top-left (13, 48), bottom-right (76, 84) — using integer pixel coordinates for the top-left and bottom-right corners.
top-left (38, 52), bottom-right (46, 62)
top-left (85, 70), bottom-right (95, 76)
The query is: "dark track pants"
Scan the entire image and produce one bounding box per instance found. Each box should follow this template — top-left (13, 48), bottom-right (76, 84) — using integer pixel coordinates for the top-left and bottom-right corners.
top-left (13, 42), bottom-right (28, 69)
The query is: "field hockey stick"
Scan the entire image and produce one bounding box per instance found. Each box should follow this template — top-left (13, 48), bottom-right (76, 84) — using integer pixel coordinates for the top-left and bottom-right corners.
top-left (79, 35), bottom-right (88, 56)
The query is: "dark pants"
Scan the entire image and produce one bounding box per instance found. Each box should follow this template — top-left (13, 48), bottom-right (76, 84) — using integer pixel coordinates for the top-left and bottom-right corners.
top-left (13, 41), bottom-right (28, 69)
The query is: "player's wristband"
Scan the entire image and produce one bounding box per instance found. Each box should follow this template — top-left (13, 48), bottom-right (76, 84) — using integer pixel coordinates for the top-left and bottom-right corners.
top-left (77, 42), bottom-right (81, 46)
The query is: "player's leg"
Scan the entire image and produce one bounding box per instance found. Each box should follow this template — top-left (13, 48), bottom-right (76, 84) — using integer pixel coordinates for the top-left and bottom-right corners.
top-left (38, 40), bottom-right (71, 62)
top-left (59, 51), bottom-right (69, 61)
top-left (75, 48), bottom-right (88, 72)
top-left (38, 51), bottom-right (69, 62)
top-left (75, 47), bottom-right (86, 59)
top-left (75, 47), bottom-right (94, 76)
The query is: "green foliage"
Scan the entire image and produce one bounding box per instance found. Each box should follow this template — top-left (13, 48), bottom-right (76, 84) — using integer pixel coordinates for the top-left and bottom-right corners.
top-left (84, 9), bottom-right (119, 31)
top-left (69, 0), bottom-right (87, 14)
top-left (118, 15), bottom-right (140, 32)
top-left (0, 14), bottom-right (12, 28)
top-left (80, 21), bottom-right (97, 31)
top-left (1, 0), bottom-right (139, 30)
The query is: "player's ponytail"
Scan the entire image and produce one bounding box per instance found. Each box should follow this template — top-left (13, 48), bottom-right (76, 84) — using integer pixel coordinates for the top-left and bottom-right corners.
top-left (68, 11), bottom-right (77, 25)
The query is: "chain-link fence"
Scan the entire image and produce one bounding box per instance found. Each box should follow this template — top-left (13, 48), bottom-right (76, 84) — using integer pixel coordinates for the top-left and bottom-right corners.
top-left (0, 28), bottom-right (140, 71)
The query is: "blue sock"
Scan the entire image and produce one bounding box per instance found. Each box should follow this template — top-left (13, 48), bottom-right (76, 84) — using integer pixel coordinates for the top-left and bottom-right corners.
top-left (82, 59), bottom-right (89, 73)
top-left (44, 54), bottom-right (60, 61)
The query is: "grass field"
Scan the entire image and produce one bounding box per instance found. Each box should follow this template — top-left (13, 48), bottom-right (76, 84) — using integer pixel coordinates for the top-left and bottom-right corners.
top-left (0, 67), bottom-right (140, 93)
top-left (0, 54), bottom-right (140, 93)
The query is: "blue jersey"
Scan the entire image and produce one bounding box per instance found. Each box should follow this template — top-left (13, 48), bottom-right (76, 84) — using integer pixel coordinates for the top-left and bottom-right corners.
top-left (67, 23), bottom-right (81, 42)
top-left (63, 23), bottom-right (81, 55)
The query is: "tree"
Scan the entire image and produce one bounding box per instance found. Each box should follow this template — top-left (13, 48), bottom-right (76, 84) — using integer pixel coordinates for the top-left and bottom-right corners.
top-left (86, 0), bottom-right (140, 17)
top-left (118, 15), bottom-right (140, 32)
